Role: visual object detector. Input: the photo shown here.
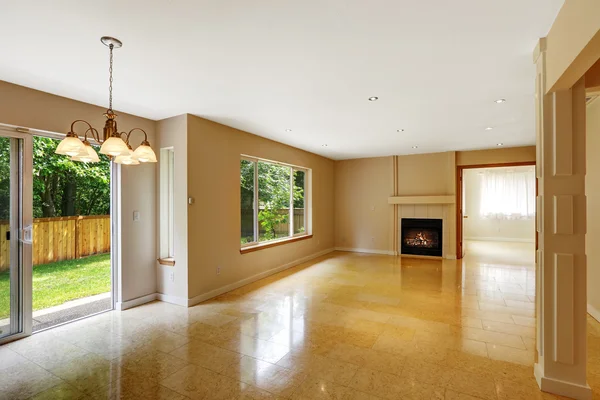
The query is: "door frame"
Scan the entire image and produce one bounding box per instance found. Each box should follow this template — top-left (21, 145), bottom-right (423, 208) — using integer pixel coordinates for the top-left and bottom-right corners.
top-left (0, 127), bottom-right (33, 345)
top-left (455, 161), bottom-right (536, 259)
top-left (28, 128), bottom-right (121, 318)
top-left (28, 129), bottom-right (117, 331)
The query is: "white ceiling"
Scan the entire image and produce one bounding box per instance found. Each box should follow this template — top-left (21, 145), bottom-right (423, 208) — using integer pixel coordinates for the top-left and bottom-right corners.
top-left (0, 0), bottom-right (563, 160)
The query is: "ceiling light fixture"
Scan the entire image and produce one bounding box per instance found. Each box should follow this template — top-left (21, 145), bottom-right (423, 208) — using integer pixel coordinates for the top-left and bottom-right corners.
top-left (495, 99), bottom-right (506, 103)
top-left (285, 129), bottom-right (292, 132)
top-left (397, 129), bottom-right (405, 132)
top-left (368, 96), bottom-right (378, 101)
top-left (322, 144), bottom-right (328, 147)
top-left (412, 146), bottom-right (418, 149)
top-left (114, 142), bottom-right (140, 165)
top-left (497, 143), bottom-right (504, 146)
top-left (485, 127), bottom-right (493, 131)
top-left (55, 37), bottom-right (157, 165)
top-left (70, 138), bottom-right (101, 163)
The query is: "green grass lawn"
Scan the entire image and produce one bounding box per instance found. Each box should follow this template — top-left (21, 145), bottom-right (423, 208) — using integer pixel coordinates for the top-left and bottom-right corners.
top-left (0, 253), bottom-right (111, 319)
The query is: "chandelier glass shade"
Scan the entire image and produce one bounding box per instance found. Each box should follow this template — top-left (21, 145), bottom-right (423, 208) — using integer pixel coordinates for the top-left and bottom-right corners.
top-left (132, 142), bottom-right (158, 163)
top-left (55, 132), bottom-right (87, 156)
top-left (114, 144), bottom-right (140, 165)
top-left (55, 36), bottom-right (156, 166)
top-left (71, 140), bottom-right (101, 163)
top-left (100, 135), bottom-right (130, 157)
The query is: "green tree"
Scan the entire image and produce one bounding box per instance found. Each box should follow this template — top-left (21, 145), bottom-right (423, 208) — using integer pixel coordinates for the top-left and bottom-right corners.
top-left (0, 138), bottom-right (10, 220)
top-left (33, 136), bottom-right (111, 218)
top-left (293, 170), bottom-right (305, 209)
top-left (257, 162), bottom-right (290, 240)
top-left (0, 136), bottom-right (111, 220)
top-left (240, 160), bottom-right (255, 243)
top-left (240, 160), bottom-right (304, 242)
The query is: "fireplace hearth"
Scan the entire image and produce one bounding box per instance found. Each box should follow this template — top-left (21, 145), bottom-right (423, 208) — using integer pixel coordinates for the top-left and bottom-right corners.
top-left (401, 218), bottom-right (443, 257)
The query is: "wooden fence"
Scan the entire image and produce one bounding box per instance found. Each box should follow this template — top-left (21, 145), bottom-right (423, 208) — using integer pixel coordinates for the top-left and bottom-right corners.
top-left (0, 215), bottom-right (110, 271)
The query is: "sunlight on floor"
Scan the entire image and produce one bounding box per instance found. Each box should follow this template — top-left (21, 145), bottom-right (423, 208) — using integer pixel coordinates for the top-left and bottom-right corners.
top-left (0, 242), bottom-right (598, 399)
top-left (464, 240), bottom-right (536, 266)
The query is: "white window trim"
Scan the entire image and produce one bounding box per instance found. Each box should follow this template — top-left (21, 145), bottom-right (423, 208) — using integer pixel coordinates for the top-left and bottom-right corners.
top-left (159, 147), bottom-right (175, 259)
top-left (240, 155), bottom-right (311, 249)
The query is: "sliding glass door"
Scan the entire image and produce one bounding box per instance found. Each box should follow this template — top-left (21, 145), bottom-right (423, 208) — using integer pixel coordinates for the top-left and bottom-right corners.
top-left (0, 128), bottom-right (32, 343)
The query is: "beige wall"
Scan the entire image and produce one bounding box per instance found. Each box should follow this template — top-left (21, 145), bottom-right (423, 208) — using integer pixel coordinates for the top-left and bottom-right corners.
top-left (156, 115), bottom-right (188, 300)
top-left (186, 115), bottom-right (335, 300)
top-left (587, 98), bottom-right (600, 317)
top-left (334, 147), bottom-right (535, 255)
top-left (398, 152), bottom-right (455, 196)
top-left (0, 81), bottom-right (157, 303)
top-left (456, 146), bottom-right (536, 166)
top-left (334, 157), bottom-right (394, 252)
top-left (463, 167), bottom-right (536, 243)
top-left (120, 162), bottom-right (157, 301)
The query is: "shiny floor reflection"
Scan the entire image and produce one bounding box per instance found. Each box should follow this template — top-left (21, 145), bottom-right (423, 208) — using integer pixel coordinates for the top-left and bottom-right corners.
top-left (1, 241), bottom-right (599, 399)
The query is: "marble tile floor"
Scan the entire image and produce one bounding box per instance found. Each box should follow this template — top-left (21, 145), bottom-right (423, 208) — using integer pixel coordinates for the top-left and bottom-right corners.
top-left (1, 241), bottom-right (599, 399)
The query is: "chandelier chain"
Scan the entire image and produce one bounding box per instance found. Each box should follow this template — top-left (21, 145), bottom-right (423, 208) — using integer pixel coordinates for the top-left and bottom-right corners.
top-left (108, 44), bottom-right (114, 112)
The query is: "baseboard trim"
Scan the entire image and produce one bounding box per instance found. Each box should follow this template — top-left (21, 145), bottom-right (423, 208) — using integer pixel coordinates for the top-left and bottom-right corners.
top-left (465, 236), bottom-right (535, 243)
top-left (400, 254), bottom-right (443, 261)
top-left (116, 293), bottom-right (157, 311)
top-left (535, 363), bottom-right (592, 400)
top-left (187, 248), bottom-right (335, 307)
top-left (334, 247), bottom-right (395, 256)
top-left (588, 303), bottom-right (600, 323)
top-left (156, 293), bottom-right (188, 307)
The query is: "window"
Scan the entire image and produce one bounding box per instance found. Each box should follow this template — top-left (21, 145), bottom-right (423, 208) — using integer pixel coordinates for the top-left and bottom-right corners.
top-left (479, 167), bottom-right (535, 220)
top-left (240, 157), bottom-right (309, 246)
top-left (240, 159), bottom-right (255, 244)
top-left (293, 170), bottom-right (306, 234)
top-left (159, 147), bottom-right (175, 259)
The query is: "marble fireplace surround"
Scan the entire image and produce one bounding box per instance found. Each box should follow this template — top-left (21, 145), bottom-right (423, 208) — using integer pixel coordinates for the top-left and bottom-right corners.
top-left (389, 195), bottom-right (457, 259)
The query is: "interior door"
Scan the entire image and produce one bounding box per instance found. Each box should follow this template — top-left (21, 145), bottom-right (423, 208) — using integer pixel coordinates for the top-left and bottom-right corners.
top-left (0, 128), bottom-right (33, 344)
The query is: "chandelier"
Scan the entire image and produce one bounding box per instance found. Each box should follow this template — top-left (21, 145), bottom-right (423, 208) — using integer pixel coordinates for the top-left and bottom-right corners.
top-left (55, 37), bottom-right (157, 165)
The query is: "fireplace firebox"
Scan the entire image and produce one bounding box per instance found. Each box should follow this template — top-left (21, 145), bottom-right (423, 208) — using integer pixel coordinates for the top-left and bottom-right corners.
top-left (401, 218), bottom-right (443, 257)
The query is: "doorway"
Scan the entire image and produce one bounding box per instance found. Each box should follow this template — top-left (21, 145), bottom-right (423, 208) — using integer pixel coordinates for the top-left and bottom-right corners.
top-left (456, 162), bottom-right (536, 259)
top-left (30, 134), bottom-right (112, 332)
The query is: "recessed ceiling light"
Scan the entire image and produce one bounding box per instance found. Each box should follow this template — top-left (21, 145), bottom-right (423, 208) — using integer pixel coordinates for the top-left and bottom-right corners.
top-left (397, 129), bottom-right (405, 132)
top-left (368, 96), bottom-right (378, 101)
top-left (322, 144), bottom-right (328, 147)
top-left (485, 127), bottom-right (493, 131)
top-left (497, 143), bottom-right (504, 146)
top-left (285, 129), bottom-right (292, 132)
top-left (412, 146), bottom-right (418, 149)
top-left (495, 99), bottom-right (506, 103)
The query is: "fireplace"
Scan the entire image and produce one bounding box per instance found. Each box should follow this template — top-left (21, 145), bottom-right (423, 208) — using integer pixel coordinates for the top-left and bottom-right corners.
top-left (401, 218), bottom-right (443, 257)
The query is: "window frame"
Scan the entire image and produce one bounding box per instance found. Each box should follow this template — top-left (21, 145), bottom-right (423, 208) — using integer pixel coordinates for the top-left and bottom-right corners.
top-left (240, 155), bottom-right (310, 250)
top-left (159, 147), bottom-right (175, 259)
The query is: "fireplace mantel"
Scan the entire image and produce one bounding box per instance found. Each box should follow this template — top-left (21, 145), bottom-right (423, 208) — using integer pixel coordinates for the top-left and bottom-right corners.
top-left (388, 195), bottom-right (455, 205)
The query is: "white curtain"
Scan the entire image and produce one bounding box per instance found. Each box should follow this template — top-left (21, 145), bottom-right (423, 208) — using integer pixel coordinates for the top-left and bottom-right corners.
top-left (480, 168), bottom-right (536, 220)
